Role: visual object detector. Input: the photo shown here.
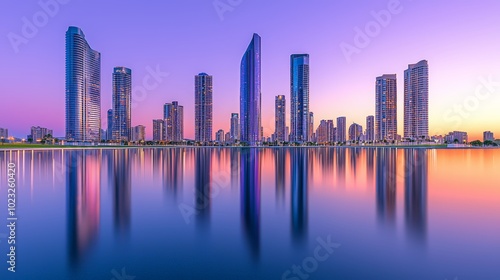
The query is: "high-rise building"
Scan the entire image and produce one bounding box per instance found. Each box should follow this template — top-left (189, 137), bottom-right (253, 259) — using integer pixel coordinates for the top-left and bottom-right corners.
top-left (153, 119), bottom-right (164, 141)
top-left (285, 126), bottom-right (290, 142)
top-left (131, 125), bottom-right (145, 142)
top-left (216, 129), bottom-right (225, 143)
top-left (336, 117), bottom-right (346, 143)
top-left (225, 132), bottom-right (231, 143)
top-left (30, 126), bottom-right (53, 142)
top-left (0, 128), bottom-right (8, 139)
top-left (308, 112), bottom-right (314, 141)
top-left (275, 95), bottom-right (286, 142)
top-left (163, 101), bottom-right (183, 142)
top-left (112, 67), bottom-right (132, 141)
top-left (366, 115), bottom-right (375, 142)
top-left (375, 74), bottom-right (397, 141)
top-left (348, 123), bottom-right (363, 141)
top-left (65, 26), bottom-right (101, 142)
top-left (230, 113), bottom-right (240, 142)
top-left (484, 131), bottom-right (494, 142)
top-left (107, 109), bottom-right (113, 141)
top-left (195, 73), bottom-right (213, 142)
top-left (445, 131), bottom-right (468, 144)
top-left (404, 60), bottom-right (429, 140)
top-left (240, 33), bottom-right (261, 145)
top-left (290, 54), bottom-right (310, 142)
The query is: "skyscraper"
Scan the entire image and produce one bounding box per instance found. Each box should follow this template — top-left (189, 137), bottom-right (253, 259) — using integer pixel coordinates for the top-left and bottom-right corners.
top-left (65, 26), bottom-right (101, 142)
top-left (107, 109), bottom-right (113, 141)
top-left (375, 74), bottom-right (397, 141)
top-left (164, 101), bottom-right (183, 142)
top-left (152, 119), bottom-right (164, 141)
top-left (215, 129), bottom-right (225, 143)
top-left (240, 33), bottom-right (261, 145)
top-left (484, 131), bottom-right (494, 142)
top-left (275, 95), bottom-right (286, 142)
top-left (316, 120), bottom-right (334, 143)
top-left (404, 60), bottom-right (429, 140)
top-left (30, 126), bottom-right (53, 142)
top-left (336, 117), bottom-right (346, 143)
top-left (0, 128), bottom-right (8, 139)
top-left (230, 113), bottom-right (240, 142)
top-left (290, 54), bottom-right (310, 142)
top-left (131, 125), bottom-right (145, 142)
top-left (112, 67), bottom-right (132, 141)
top-left (195, 73), bottom-right (213, 143)
top-left (366, 115), bottom-right (375, 142)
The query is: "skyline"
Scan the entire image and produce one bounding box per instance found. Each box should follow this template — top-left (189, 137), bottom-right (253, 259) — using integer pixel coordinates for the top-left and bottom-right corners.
top-left (2, 0), bottom-right (500, 140)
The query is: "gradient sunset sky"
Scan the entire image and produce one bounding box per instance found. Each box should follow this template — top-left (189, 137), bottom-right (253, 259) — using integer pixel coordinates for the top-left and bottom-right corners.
top-left (1, 0), bottom-right (500, 140)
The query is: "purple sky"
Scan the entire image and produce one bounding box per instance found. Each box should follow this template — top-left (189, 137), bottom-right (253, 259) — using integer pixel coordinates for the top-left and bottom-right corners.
top-left (1, 0), bottom-right (500, 140)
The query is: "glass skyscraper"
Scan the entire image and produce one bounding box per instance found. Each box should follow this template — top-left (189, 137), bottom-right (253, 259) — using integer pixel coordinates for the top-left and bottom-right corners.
top-left (240, 33), bottom-right (261, 146)
top-left (195, 73), bottom-right (213, 142)
top-left (290, 54), bottom-right (310, 142)
top-left (112, 67), bottom-right (132, 141)
top-left (366, 115), bottom-right (375, 142)
top-left (275, 95), bottom-right (286, 142)
top-left (107, 109), bottom-right (113, 141)
top-left (336, 117), bottom-right (346, 143)
top-left (65, 26), bottom-right (101, 142)
top-left (404, 60), bottom-right (429, 140)
top-left (375, 74), bottom-right (397, 141)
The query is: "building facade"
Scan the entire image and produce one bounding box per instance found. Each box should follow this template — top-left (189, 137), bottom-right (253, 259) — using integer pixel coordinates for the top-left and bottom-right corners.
top-left (107, 109), bottom-right (113, 141)
top-left (0, 128), bottom-right (7, 139)
top-left (348, 123), bottom-right (363, 141)
top-left (484, 131), bottom-right (494, 142)
top-left (336, 117), bottom-right (346, 143)
top-left (163, 101), bottom-right (183, 142)
top-left (316, 120), bottom-right (334, 143)
top-left (195, 73), bottom-right (213, 142)
top-left (375, 74), bottom-right (397, 141)
top-left (65, 26), bottom-right (101, 142)
top-left (132, 125), bottom-right (145, 142)
top-left (275, 95), bottom-right (286, 142)
top-left (112, 67), bottom-right (132, 141)
top-left (30, 126), bottom-right (53, 142)
top-left (366, 115), bottom-right (375, 142)
top-left (153, 119), bottom-right (164, 141)
top-left (230, 113), bottom-right (240, 142)
top-left (404, 60), bottom-right (429, 140)
top-left (240, 33), bottom-right (261, 145)
top-left (290, 54), bottom-right (310, 142)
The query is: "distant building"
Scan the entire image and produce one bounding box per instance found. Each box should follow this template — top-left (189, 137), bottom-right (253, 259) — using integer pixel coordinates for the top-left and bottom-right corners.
top-left (152, 119), bottom-right (164, 141)
top-left (375, 74), bottom-right (397, 141)
top-left (230, 113), bottom-right (240, 142)
top-left (348, 123), bottom-right (363, 141)
top-left (275, 95), bottom-right (286, 142)
top-left (484, 131), bottom-right (494, 142)
top-left (0, 128), bottom-right (9, 139)
top-left (445, 131), bottom-right (468, 144)
top-left (285, 126), bottom-right (290, 142)
top-left (336, 117), bottom-right (346, 143)
top-left (225, 132), bottom-right (231, 143)
top-left (107, 109), bottom-right (113, 140)
top-left (132, 125), bottom-right (145, 142)
top-left (195, 73), bottom-right (213, 142)
top-left (316, 120), bottom-right (334, 143)
top-left (404, 60), bottom-right (429, 140)
top-left (365, 115), bottom-right (375, 142)
top-left (309, 112), bottom-right (314, 141)
top-left (216, 129), bottom-right (225, 143)
top-left (112, 67), bottom-right (132, 141)
top-left (31, 126), bottom-right (53, 142)
top-left (290, 54), bottom-right (310, 142)
top-left (163, 101), bottom-right (183, 142)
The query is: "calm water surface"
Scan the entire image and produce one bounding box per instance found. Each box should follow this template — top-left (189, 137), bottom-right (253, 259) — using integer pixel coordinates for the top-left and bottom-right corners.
top-left (0, 147), bottom-right (499, 280)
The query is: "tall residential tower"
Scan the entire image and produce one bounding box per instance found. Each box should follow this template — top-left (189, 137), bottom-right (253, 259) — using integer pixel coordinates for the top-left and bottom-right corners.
top-left (195, 73), bottom-right (213, 142)
top-left (404, 60), bottom-right (429, 140)
top-left (112, 67), bottom-right (132, 141)
top-left (65, 26), bottom-right (101, 141)
top-left (375, 74), bottom-right (397, 141)
top-left (290, 54), bottom-right (310, 142)
top-left (275, 95), bottom-right (286, 142)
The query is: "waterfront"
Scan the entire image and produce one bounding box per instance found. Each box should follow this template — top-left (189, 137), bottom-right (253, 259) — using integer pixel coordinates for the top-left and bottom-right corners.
top-left (0, 147), bottom-right (499, 279)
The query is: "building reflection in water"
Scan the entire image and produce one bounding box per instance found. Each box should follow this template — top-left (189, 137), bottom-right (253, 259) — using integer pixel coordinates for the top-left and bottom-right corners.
top-left (275, 148), bottom-right (286, 206)
top-left (366, 148), bottom-right (375, 183)
top-left (163, 148), bottom-right (184, 201)
top-left (336, 148), bottom-right (346, 185)
top-left (66, 150), bottom-right (101, 266)
top-left (195, 148), bottom-right (212, 228)
top-left (404, 149), bottom-right (428, 243)
top-left (240, 148), bottom-right (261, 260)
top-left (112, 149), bottom-right (131, 236)
top-left (375, 148), bottom-right (397, 226)
top-left (230, 149), bottom-right (240, 189)
top-left (291, 148), bottom-right (308, 244)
